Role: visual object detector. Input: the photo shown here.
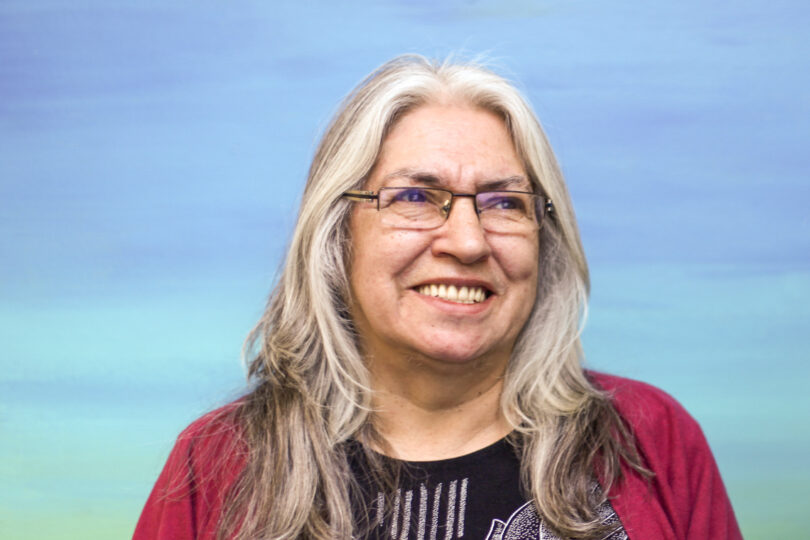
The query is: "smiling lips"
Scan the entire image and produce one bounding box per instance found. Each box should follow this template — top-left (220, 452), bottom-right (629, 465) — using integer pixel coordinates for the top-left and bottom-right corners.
top-left (415, 284), bottom-right (489, 304)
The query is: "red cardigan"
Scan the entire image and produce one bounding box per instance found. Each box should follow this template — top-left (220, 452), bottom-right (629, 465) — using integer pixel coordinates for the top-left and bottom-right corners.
top-left (590, 373), bottom-right (741, 539)
top-left (133, 373), bottom-right (742, 539)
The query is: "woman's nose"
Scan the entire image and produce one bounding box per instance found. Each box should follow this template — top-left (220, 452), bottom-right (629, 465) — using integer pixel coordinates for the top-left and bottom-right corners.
top-left (430, 196), bottom-right (491, 264)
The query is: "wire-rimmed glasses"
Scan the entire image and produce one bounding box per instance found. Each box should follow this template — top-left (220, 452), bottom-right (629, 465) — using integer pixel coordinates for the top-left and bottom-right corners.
top-left (342, 186), bottom-right (553, 233)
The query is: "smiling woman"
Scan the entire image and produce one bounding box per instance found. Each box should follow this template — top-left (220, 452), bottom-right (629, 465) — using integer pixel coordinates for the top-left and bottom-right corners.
top-left (133, 55), bottom-right (742, 540)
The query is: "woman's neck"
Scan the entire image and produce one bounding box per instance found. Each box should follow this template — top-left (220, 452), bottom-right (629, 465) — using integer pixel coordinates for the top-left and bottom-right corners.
top-left (368, 355), bottom-right (512, 461)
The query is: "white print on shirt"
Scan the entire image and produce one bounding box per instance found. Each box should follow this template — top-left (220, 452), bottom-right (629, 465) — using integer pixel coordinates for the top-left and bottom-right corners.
top-left (370, 477), bottom-right (625, 540)
top-left (485, 500), bottom-right (628, 540)
top-left (372, 478), bottom-right (469, 539)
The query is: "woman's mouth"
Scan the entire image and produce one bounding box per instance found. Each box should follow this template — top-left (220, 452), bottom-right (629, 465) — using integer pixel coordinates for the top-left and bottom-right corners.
top-left (415, 284), bottom-right (489, 304)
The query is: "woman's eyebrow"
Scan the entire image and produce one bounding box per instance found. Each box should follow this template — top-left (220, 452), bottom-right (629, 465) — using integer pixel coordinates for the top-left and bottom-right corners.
top-left (478, 175), bottom-right (530, 191)
top-left (382, 168), bottom-right (441, 185)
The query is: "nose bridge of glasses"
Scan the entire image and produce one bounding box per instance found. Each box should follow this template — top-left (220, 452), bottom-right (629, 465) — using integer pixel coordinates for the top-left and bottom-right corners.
top-left (445, 192), bottom-right (479, 220)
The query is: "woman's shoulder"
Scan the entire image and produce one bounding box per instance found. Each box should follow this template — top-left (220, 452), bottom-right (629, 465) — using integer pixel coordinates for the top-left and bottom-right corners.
top-left (176, 400), bottom-right (245, 449)
top-left (585, 374), bottom-right (742, 538)
top-left (133, 400), bottom-right (247, 540)
top-left (587, 371), bottom-right (726, 509)
top-left (587, 370), bottom-right (700, 438)
top-left (161, 398), bottom-right (249, 489)
top-left (171, 399), bottom-right (252, 487)
top-left (587, 370), bottom-right (716, 476)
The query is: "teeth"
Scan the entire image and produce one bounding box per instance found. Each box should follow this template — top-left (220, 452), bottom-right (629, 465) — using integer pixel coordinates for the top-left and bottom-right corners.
top-left (416, 284), bottom-right (488, 304)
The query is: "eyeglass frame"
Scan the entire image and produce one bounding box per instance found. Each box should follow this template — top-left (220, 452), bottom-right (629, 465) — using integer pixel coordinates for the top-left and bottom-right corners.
top-left (341, 187), bottom-right (554, 230)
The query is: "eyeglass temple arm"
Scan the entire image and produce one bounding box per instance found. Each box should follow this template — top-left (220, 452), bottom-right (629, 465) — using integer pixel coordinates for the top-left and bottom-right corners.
top-left (342, 190), bottom-right (378, 202)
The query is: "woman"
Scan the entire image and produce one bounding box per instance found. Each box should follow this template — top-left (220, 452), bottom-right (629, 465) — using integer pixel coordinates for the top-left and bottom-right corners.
top-left (134, 55), bottom-right (741, 539)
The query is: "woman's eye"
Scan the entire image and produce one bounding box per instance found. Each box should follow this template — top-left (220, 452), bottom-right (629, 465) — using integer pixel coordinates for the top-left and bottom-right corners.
top-left (485, 196), bottom-right (523, 211)
top-left (393, 189), bottom-right (428, 203)
top-left (496, 198), bottom-right (517, 209)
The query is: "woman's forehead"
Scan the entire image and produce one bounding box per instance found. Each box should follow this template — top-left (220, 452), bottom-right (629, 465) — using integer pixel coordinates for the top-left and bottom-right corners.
top-left (366, 105), bottom-right (528, 192)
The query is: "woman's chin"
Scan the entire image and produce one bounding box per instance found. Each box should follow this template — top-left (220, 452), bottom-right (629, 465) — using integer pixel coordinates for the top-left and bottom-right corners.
top-left (411, 343), bottom-right (509, 372)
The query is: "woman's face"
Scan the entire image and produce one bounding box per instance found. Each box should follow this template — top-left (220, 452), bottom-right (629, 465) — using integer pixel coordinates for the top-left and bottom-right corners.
top-left (348, 104), bottom-right (539, 373)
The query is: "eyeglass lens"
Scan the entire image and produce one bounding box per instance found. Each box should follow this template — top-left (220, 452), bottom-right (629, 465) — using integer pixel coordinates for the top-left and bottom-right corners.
top-left (377, 187), bottom-right (541, 232)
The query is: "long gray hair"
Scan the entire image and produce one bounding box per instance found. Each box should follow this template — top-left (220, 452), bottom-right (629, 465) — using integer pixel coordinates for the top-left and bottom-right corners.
top-left (218, 55), bottom-right (646, 539)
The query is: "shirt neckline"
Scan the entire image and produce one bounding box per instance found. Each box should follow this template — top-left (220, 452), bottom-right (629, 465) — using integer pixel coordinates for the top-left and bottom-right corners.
top-left (356, 435), bottom-right (517, 472)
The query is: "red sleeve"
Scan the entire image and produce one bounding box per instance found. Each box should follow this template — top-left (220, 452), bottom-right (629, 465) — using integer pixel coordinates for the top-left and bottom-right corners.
top-left (591, 372), bottom-right (742, 540)
top-left (133, 407), bottom-right (246, 540)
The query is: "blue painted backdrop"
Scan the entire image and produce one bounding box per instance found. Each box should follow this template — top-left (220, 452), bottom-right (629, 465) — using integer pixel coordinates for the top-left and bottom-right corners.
top-left (2, 1), bottom-right (808, 538)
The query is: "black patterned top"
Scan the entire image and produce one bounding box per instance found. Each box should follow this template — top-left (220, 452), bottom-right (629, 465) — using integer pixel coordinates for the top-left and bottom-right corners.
top-left (348, 438), bottom-right (627, 540)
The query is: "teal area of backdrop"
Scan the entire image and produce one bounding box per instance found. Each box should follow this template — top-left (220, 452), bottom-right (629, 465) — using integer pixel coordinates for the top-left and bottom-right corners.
top-left (1, 1), bottom-right (808, 538)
